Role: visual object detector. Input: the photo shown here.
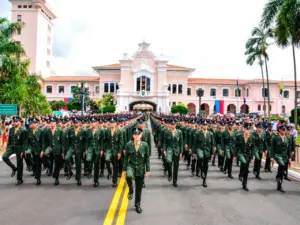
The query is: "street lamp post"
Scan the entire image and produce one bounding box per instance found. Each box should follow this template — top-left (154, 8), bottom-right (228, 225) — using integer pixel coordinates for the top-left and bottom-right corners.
top-left (196, 88), bottom-right (204, 118)
top-left (77, 81), bottom-right (88, 116)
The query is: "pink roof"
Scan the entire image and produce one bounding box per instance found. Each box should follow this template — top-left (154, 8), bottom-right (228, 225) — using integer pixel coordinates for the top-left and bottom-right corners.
top-left (44, 76), bottom-right (99, 81)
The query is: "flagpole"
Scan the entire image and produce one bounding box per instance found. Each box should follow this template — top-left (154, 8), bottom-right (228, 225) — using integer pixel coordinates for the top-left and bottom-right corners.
top-left (236, 77), bottom-right (240, 114)
top-left (281, 77), bottom-right (283, 114)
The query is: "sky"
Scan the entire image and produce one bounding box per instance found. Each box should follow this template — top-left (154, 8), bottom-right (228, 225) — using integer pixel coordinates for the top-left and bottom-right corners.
top-left (0, 0), bottom-right (299, 80)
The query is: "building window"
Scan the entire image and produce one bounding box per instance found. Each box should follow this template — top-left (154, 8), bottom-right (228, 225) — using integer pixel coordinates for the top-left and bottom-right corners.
top-left (210, 88), bottom-right (216, 97)
top-left (46, 86), bottom-right (52, 94)
top-left (58, 86), bottom-right (64, 94)
top-left (283, 90), bottom-right (289, 98)
top-left (282, 105), bottom-right (286, 114)
top-left (187, 87), bottom-right (191, 96)
top-left (262, 88), bottom-right (269, 97)
top-left (48, 24), bottom-right (51, 33)
top-left (136, 76), bottom-right (151, 92)
top-left (46, 61), bottom-right (50, 68)
top-left (168, 84), bottom-right (171, 92)
top-left (235, 88), bottom-right (241, 97)
top-left (18, 5), bottom-right (22, 8)
top-left (222, 89), bottom-right (229, 97)
top-left (95, 86), bottom-right (100, 94)
top-left (29, 5), bottom-right (32, 8)
top-left (172, 84), bottom-right (177, 94)
top-left (178, 84), bottom-right (183, 94)
top-left (47, 37), bottom-right (51, 45)
top-left (246, 88), bottom-right (249, 97)
top-left (17, 28), bottom-right (21, 35)
top-left (116, 83), bottom-right (119, 91)
top-left (104, 83), bottom-right (109, 93)
top-left (23, 5), bottom-right (27, 8)
top-left (269, 105), bottom-right (272, 111)
top-left (110, 83), bottom-right (115, 93)
top-left (172, 102), bottom-right (176, 106)
top-left (70, 86), bottom-right (76, 93)
top-left (47, 49), bottom-right (51, 56)
top-left (17, 15), bottom-right (22, 22)
top-left (297, 91), bottom-right (300, 99)
top-left (258, 104), bottom-right (261, 111)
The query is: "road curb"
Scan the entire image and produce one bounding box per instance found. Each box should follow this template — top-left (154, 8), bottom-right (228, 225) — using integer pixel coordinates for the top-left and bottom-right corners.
top-left (262, 159), bottom-right (300, 180)
top-left (0, 154), bottom-right (16, 162)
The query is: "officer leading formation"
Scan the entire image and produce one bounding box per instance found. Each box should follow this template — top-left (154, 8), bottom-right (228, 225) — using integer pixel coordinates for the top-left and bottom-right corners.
top-left (1, 112), bottom-right (296, 214)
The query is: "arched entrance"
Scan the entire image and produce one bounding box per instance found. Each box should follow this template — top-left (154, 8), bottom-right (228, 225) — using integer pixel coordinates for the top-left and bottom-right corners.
top-left (201, 103), bottom-right (210, 116)
top-left (129, 100), bottom-right (157, 111)
top-left (187, 103), bottom-right (196, 115)
top-left (227, 104), bottom-right (236, 113)
top-left (240, 104), bottom-right (249, 114)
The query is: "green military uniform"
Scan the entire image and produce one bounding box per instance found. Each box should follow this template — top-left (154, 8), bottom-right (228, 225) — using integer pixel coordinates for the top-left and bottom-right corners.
top-left (236, 127), bottom-right (254, 190)
top-left (264, 127), bottom-right (274, 172)
top-left (284, 129), bottom-right (295, 180)
top-left (27, 125), bottom-right (44, 184)
top-left (158, 124), bottom-right (168, 174)
top-left (65, 125), bottom-right (87, 185)
top-left (124, 137), bottom-right (150, 213)
top-left (2, 124), bottom-right (26, 183)
top-left (104, 126), bottom-right (124, 187)
top-left (192, 124), bottom-right (214, 187)
top-left (214, 126), bottom-right (224, 170)
top-left (252, 129), bottom-right (266, 179)
top-left (44, 125), bottom-right (64, 184)
top-left (222, 124), bottom-right (236, 178)
top-left (163, 123), bottom-right (183, 186)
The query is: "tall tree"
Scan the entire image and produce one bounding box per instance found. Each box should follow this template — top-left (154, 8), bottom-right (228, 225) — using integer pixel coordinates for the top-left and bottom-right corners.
top-left (245, 26), bottom-right (273, 120)
top-left (261, 0), bottom-right (300, 127)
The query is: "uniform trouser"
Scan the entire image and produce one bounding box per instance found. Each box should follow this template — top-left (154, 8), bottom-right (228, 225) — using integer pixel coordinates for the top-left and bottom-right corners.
top-left (216, 147), bottom-right (224, 169)
top-left (86, 149), bottom-right (94, 173)
top-left (284, 161), bottom-right (289, 178)
top-left (53, 155), bottom-right (62, 180)
top-left (224, 151), bottom-right (234, 175)
top-left (119, 154), bottom-right (124, 175)
top-left (254, 152), bottom-right (263, 176)
top-left (2, 149), bottom-right (23, 181)
top-left (44, 147), bottom-right (54, 172)
top-left (212, 150), bottom-right (218, 165)
top-left (199, 157), bottom-right (209, 180)
top-left (105, 150), bottom-right (118, 184)
top-left (191, 156), bottom-right (200, 174)
top-left (238, 155), bottom-right (250, 187)
top-left (34, 154), bottom-right (42, 180)
top-left (264, 152), bottom-right (271, 171)
top-left (185, 149), bottom-right (191, 167)
top-left (166, 152), bottom-right (180, 184)
top-left (65, 150), bottom-right (82, 181)
top-left (100, 155), bottom-right (105, 173)
top-left (126, 168), bottom-right (144, 207)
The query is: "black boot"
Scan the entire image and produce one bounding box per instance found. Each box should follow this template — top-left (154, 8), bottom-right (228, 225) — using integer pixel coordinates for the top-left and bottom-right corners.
top-left (77, 180), bottom-right (82, 186)
top-left (11, 168), bottom-right (17, 177)
top-left (93, 182), bottom-right (99, 188)
top-left (54, 179), bottom-right (59, 186)
top-left (16, 180), bottom-right (23, 185)
top-left (67, 171), bottom-right (73, 180)
top-left (36, 179), bottom-right (41, 185)
top-left (203, 179), bottom-right (207, 188)
top-left (135, 206), bottom-right (142, 214)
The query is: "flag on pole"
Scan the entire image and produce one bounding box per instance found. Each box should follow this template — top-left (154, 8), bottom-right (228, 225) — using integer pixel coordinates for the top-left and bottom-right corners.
top-left (280, 81), bottom-right (284, 95)
top-left (236, 80), bottom-right (240, 96)
top-left (244, 97), bottom-right (246, 104)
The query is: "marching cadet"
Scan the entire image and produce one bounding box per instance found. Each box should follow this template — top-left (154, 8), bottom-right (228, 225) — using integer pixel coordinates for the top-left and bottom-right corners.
top-left (264, 123), bottom-right (274, 172)
top-left (252, 123), bottom-right (266, 180)
top-left (27, 118), bottom-right (44, 185)
top-left (236, 123), bottom-right (254, 191)
top-left (177, 119), bottom-right (188, 167)
top-left (43, 117), bottom-right (64, 186)
top-left (2, 117), bottom-right (26, 185)
top-left (124, 127), bottom-right (150, 214)
top-left (137, 119), bottom-right (151, 188)
top-left (99, 119), bottom-right (106, 177)
top-left (65, 118), bottom-right (87, 186)
top-left (188, 121), bottom-right (198, 176)
top-left (234, 121), bottom-right (243, 166)
top-left (104, 118), bottom-right (124, 188)
top-left (158, 119), bottom-right (168, 175)
top-left (210, 121), bottom-right (218, 167)
top-left (192, 120), bottom-right (214, 187)
top-left (163, 120), bottom-right (183, 187)
top-left (222, 121), bottom-right (236, 179)
top-left (61, 119), bottom-right (70, 176)
top-left (86, 117), bottom-right (104, 187)
top-left (118, 119), bottom-right (126, 177)
top-left (271, 125), bottom-right (289, 192)
top-left (284, 126), bottom-right (295, 181)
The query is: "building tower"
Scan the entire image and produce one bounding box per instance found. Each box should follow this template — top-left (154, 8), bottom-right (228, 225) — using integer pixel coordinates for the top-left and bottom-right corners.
top-left (8, 0), bottom-right (56, 77)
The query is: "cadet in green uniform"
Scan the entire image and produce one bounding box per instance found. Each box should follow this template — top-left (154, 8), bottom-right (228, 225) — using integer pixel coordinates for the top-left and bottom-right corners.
top-left (2, 117), bottom-right (26, 185)
top-left (27, 118), bottom-right (45, 185)
top-left (104, 118), bottom-right (124, 188)
top-left (124, 128), bottom-right (150, 214)
top-left (236, 123), bottom-right (254, 191)
top-left (65, 118), bottom-right (87, 186)
top-left (222, 121), bottom-right (236, 179)
top-left (271, 125), bottom-right (288, 192)
top-left (86, 117), bottom-right (104, 187)
top-left (264, 123), bottom-right (274, 172)
top-left (137, 119), bottom-right (151, 188)
top-left (252, 123), bottom-right (266, 180)
top-left (284, 126), bottom-right (295, 181)
top-left (43, 117), bottom-right (64, 185)
top-left (192, 120), bottom-right (214, 187)
top-left (215, 122), bottom-right (225, 171)
top-left (163, 120), bottom-right (183, 187)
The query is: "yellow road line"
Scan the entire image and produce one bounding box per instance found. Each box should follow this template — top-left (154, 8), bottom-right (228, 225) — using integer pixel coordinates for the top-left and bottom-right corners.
top-left (116, 186), bottom-right (129, 225)
top-left (103, 177), bottom-right (126, 225)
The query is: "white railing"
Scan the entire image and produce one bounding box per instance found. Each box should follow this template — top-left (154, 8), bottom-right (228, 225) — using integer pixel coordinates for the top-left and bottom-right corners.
top-left (116, 90), bottom-right (169, 97)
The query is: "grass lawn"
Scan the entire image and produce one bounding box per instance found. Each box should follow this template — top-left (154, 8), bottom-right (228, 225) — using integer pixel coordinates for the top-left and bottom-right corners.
top-left (297, 135), bottom-right (300, 145)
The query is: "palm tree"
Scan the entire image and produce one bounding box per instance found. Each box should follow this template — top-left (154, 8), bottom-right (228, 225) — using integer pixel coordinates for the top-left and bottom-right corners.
top-left (245, 46), bottom-right (267, 119)
top-left (261, 0), bottom-right (300, 127)
top-left (245, 26), bottom-right (273, 120)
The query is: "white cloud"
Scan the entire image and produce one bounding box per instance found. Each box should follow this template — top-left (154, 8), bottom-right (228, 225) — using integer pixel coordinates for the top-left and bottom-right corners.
top-left (3, 0), bottom-right (300, 80)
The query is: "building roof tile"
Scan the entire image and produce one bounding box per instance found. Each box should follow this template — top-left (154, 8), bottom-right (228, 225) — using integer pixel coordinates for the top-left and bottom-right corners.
top-left (44, 76), bottom-right (99, 81)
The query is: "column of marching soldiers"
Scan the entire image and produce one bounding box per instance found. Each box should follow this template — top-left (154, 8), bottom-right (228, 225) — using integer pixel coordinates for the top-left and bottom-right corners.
top-left (1, 112), bottom-right (295, 195)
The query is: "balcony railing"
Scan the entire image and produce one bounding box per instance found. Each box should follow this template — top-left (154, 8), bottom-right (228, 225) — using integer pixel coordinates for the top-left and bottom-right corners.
top-left (116, 90), bottom-right (169, 97)
top-left (45, 92), bottom-right (101, 98)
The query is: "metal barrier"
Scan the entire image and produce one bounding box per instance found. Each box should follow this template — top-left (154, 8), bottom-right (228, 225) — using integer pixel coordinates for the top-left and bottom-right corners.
top-left (295, 145), bottom-right (300, 170)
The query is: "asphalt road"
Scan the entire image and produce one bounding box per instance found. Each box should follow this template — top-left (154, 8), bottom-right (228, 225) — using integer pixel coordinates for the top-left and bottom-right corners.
top-left (0, 125), bottom-right (300, 225)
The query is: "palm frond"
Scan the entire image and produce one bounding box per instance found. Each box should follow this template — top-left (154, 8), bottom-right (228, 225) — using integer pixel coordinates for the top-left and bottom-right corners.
top-left (261, 0), bottom-right (284, 28)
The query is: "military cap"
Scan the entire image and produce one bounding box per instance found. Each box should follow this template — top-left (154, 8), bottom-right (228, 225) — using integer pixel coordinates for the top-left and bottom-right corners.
top-left (286, 126), bottom-right (291, 131)
top-left (73, 118), bottom-right (80, 123)
top-left (243, 123), bottom-right (251, 130)
top-left (255, 123), bottom-right (263, 128)
top-left (278, 125), bottom-right (286, 130)
top-left (50, 117), bottom-right (56, 122)
top-left (13, 116), bottom-right (22, 122)
top-left (137, 119), bottom-right (145, 124)
top-left (31, 118), bottom-right (39, 123)
top-left (219, 122), bottom-right (225, 126)
top-left (202, 120), bottom-right (208, 125)
top-left (132, 127), bottom-right (143, 134)
top-left (90, 117), bottom-right (97, 123)
top-left (110, 118), bottom-right (116, 123)
top-left (227, 121), bottom-right (234, 126)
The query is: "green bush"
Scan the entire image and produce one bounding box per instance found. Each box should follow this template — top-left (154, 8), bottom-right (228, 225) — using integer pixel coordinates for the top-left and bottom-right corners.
top-left (171, 104), bottom-right (188, 115)
top-left (289, 108), bottom-right (300, 123)
top-left (67, 101), bottom-right (81, 111)
top-left (100, 105), bottom-right (116, 113)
